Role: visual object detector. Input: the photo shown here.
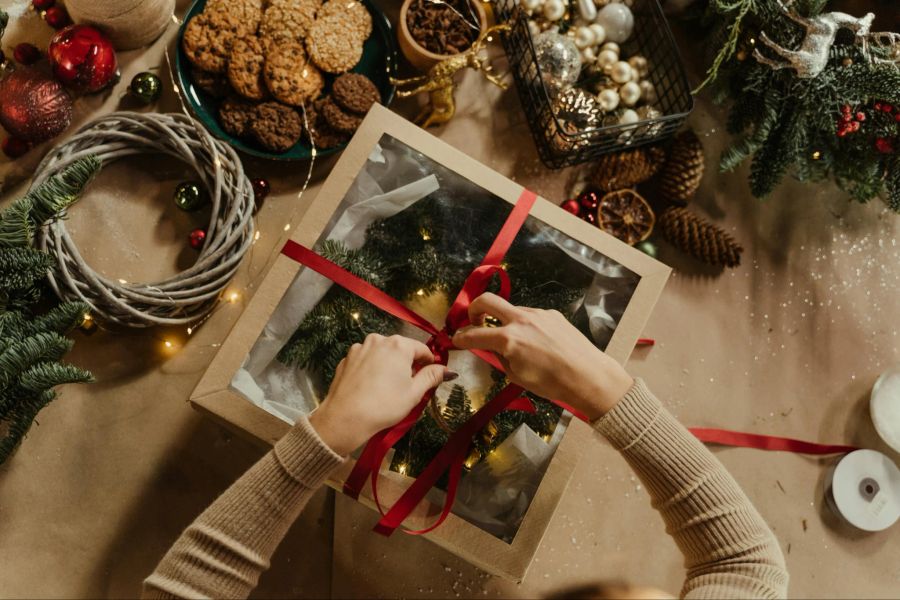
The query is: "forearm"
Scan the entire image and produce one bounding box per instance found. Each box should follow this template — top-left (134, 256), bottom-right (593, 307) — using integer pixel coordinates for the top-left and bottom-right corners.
top-left (593, 380), bottom-right (789, 599)
top-left (142, 417), bottom-right (343, 600)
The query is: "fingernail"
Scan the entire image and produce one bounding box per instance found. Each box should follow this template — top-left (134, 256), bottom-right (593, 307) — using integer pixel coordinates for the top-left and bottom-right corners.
top-left (443, 370), bottom-right (459, 382)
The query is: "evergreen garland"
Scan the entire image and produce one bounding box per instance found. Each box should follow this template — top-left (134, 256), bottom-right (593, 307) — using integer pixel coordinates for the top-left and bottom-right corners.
top-left (695, 0), bottom-right (900, 208)
top-left (0, 157), bottom-right (99, 465)
top-left (279, 188), bottom-right (597, 479)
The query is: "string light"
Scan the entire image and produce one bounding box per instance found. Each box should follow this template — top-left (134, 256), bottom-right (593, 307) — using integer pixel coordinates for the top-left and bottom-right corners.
top-left (416, 288), bottom-right (425, 296)
top-left (118, 278), bottom-right (128, 284)
top-left (350, 311), bottom-right (360, 321)
top-left (812, 150), bottom-right (822, 160)
top-left (397, 463), bottom-right (408, 475)
top-left (283, 224), bottom-right (291, 231)
top-left (227, 291), bottom-right (240, 303)
top-left (420, 228), bottom-right (431, 241)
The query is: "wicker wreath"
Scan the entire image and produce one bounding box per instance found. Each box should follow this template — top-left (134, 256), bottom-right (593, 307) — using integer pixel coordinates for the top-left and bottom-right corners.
top-left (33, 112), bottom-right (255, 328)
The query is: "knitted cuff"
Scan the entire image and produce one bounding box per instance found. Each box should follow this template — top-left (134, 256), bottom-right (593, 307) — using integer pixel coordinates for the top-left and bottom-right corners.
top-left (273, 416), bottom-right (344, 488)
top-left (591, 378), bottom-right (662, 450)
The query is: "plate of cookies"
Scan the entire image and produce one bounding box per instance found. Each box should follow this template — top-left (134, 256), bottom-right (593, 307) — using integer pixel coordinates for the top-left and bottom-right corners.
top-left (177, 0), bottom-right (397, 159)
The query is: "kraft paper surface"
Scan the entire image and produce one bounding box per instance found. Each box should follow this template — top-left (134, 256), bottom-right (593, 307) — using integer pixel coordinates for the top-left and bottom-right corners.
top-left (0, 0), bottom-right (897, 597)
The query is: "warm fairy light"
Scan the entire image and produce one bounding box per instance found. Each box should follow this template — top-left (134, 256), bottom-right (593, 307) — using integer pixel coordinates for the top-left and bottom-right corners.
top-left (254, 230), bottom-right (261, 241)
top-left (397, 463), bottom-right (408, 475)
top-left (82, 313), bottom-right (93, 324)
top-left (228, 291), bottom-right (240, 303)
top-left (500, 261), bottom-right (509, 270)
top-left (464, 456), bottom-right (477, 469)
top-left (416, 288), bottom-right (425, 296)
top-left (164, 340), bottom-right (173, 348)
top-left (421, 229), bottom-right (431, 241)
top-left (350, 311), bottom-right (360, 320)
top-left (812, 150), bottom-right (822, 160)
top-left (542, 434), bottom-right (551, 442)
top-left (283, 224), bottom-right (291, 231)
top-left (748, 37), bottom-right (756, 45)
top-left (187, 326), bottom-right (193, 335)
top-left (118, 278), bottom-right (128, 284)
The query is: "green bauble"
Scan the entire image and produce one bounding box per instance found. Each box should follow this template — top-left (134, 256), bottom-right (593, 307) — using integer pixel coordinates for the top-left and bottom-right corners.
top-left (130, 72), bottom-right (161, 104)
top-left (174, 182), bottom-right (205, 211)
top-left (636, 240), bottom-right (658, 258)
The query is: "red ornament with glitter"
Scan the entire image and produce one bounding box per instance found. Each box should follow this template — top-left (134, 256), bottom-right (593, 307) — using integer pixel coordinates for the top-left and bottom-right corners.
top-left (48, 25), bottom-right (118, 93)
top-left (32, 0), bottom-right (56, 11)
top-left (189, 228), bottom-right (207, 250)
top-left (0, 68), bottom-right (73, 143)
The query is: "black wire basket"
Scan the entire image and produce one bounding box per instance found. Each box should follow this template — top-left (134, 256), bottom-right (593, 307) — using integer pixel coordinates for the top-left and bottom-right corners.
top-left (494, 0), bottom-right (693, 169)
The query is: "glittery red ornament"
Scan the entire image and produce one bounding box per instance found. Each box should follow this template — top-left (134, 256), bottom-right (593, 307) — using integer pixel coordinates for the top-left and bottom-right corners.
top-left (251, 177), bottom-right (270, 207)
top-left (0, 68), bottom-right (72, 143)
top-left (13, 43), bottom-right (41, 65)
top-left (44, 5), bottom-right (70, 29)
top-left (32, 0), bottom-right (55, 10)
top-left (2, 137), bottom-right (31, 158)
top-left (561, 198), bottom-right (581, 215)
top-left (578, 191), bottom-right (600, 211)
top-left (48, 25), bottom-right (117, 92)
top-left (189, 228), bottom-right (207, 250)
top-left (875, 138), bottom-right (894, 154)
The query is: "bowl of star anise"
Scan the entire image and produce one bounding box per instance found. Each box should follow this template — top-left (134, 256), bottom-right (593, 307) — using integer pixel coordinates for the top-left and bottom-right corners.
top-left (398, 0), bottom-right (486, 71)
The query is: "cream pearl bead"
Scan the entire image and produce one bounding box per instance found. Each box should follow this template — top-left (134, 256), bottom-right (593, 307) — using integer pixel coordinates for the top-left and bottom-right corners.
top-left (596, 49), bottom-right (618, 68)
top-left (639, 80), bottom-right (657, 103)
top-left (574, 26), bottom-right (595, 49)
top-left (597, 88), bottom-right (620, 111)
top-left (528, 19), bottom-right (541, 37)
top-left (588, 23), bottom-right (606, 45)
top-left (610, 60), bottom-right (633, 83)
top-left (523, 0), bottom-right (542, 12)
top-left (619, 81), bottom-right (641, 106)
top-left (601, 42), bottom-right (620, 55)
top-left (581, 46), bottom-right (597, 63)
top-left (543, 0), bottom-right (566, 21)
top-left (619, 108), bottom-right (639, 125)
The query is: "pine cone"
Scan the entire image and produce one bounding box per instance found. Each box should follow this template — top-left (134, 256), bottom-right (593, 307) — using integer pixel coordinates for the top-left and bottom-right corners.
top-left (591, 146), bottom-right (666, 190)
top-left (657, 130), bottom-right (705, 207)
top-left (659, 207), bottom-right (743, 268)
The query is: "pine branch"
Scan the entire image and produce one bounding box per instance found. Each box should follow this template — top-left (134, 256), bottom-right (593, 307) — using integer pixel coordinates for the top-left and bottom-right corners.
top-left (23, 155), bottom-right (100, 228)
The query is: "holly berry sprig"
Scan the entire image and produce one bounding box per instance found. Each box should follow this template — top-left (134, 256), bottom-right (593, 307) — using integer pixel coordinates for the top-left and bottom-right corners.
top-left (835, 101), bottom-right (898, 155)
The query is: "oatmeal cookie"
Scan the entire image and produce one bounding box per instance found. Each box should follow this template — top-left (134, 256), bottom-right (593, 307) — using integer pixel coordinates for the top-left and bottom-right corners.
top-left (318, 0), bottom-right (372, 40)
top-left (263, 42), bottom-right (325, 106)
top-left (306, 14), bottom-right (364, 73)
top-left (259, 0), bottom-right (320, 44)
top-left (227, 36), bottom-right (269, 100)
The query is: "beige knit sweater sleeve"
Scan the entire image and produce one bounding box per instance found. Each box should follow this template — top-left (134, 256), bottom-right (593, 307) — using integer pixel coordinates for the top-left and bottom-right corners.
top-left (593, 379), bottom-right (789, 599)
top-left (143, 380), bottom-right (788, 599)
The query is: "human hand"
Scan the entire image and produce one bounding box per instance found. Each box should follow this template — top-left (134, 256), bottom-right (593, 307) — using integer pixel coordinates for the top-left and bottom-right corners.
top-left (308, 334), bottom-right (456, 456)
top-left (452, 293), bottom-right (633, 420)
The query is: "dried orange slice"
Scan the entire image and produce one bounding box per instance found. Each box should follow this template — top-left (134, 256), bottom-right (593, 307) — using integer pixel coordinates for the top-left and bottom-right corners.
top-left (597, 189), bottom-right (655, 245)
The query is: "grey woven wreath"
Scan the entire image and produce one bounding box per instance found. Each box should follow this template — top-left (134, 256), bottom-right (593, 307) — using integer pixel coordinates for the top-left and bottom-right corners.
top-left (33, 112), bottom-right (255, 328)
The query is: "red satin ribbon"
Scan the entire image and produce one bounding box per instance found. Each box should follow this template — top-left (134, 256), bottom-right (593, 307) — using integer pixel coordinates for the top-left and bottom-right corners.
top-left (688, 428), bottom-right (857, 454)
top-left (282, 189), bottom-right (566, 536)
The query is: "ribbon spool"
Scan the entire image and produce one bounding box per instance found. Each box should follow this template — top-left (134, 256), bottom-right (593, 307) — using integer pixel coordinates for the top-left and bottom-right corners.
top-left (824, 449), bottom-right (900, 532)
top-left (870, 365), bottom-right (900, 453)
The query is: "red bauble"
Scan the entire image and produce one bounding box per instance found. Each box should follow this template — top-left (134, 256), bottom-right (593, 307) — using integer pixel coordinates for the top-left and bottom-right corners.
top-left (875, 138), bottom-right (894, 154)
top-left (578, 191), bottom-right (600, 211)
top-left (189, 228), bottom-right (207, 250)
top-left (561, 198), bottom-right (581, 216)
top-left (48, 25), bottom-right (118, 93)
top-left (0, 68), bottom-right (73, 143)
top-left (32, 0), bottom-right (55, 10)
top-left (13, 43), bottom-right (41, 65)
top-left (2, 137), bottom-right (31, 158)
top-left (44, 5), bottom-right (70, 29)
top-left (582, 212), bottom-right (597, 225)
top-left (251, 177), bottom-right (270, 207)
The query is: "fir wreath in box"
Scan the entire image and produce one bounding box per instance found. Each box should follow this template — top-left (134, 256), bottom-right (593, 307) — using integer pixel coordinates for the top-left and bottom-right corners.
top-left (0, 157), bottom-right (97, 464)
top-left (695, 0), bottom-right (900, 209)
top-left (277, 190), bottom-right (599, 478)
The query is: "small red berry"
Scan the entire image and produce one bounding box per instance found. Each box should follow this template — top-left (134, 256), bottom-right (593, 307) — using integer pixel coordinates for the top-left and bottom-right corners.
top-left (894, 113), bottom-right (900, 123)
top-left (13, 43), bottom-right (40, 65)
top-left (2, 137), bottom-right (31, 158)
top-left (874, 102), bottom-right (883, 110)
top-left (578, 191), bottom-right (600, 211)
top-left (188, 228), bottom-right (207, 250)
top-left (841, 105), bottom-right (851, 114)
top-left (32, 0), bottom-right (55, 9)
top-left (882, 104), bottom-right (894, 113)
top-left (842, 114), bottom-right (853, 123)
top-left (561, 199), bottom-right (581, 216)
top-left (43, 5), bottom-right (70, 28)
top-left (855, 112), bottom-right (865, 121)
top-left (837, 129), bottom-right (848, 138)
top-left (851, 121), bottom-right (861, 131)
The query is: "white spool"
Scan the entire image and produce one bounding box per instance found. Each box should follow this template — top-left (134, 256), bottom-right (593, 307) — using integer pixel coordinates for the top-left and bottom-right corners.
top-left (825, 450), bottom-right (900, 532)
top-left (871, 365), bottom-right (900, 453)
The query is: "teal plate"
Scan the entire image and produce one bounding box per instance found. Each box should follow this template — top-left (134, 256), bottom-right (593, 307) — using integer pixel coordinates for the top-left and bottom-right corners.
top-left (175, 0), bottom-right (397, 160)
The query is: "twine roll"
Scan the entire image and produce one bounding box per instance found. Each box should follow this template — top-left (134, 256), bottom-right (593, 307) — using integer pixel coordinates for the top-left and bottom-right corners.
top-left (33, 112), bottom-right (255, 328)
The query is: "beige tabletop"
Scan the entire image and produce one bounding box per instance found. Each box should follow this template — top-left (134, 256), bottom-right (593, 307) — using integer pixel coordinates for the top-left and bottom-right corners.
top-left (0, 1), bottom-right (898, 598)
